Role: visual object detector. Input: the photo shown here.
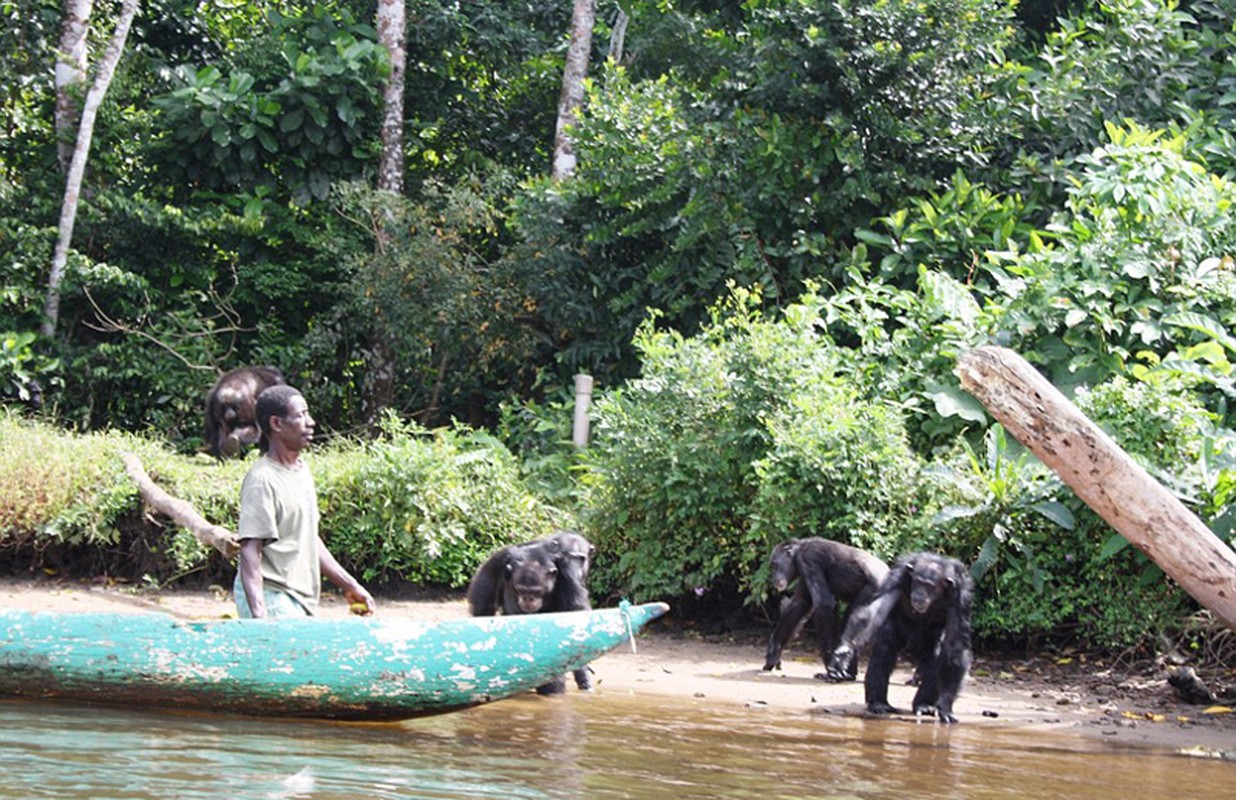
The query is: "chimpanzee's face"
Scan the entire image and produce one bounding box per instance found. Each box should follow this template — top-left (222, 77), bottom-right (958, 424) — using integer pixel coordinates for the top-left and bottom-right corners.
top-left (508, 558), bottom-right (558, 612)
top-left (769, 544), bottom-right (798, 592)
top-left (909, 562), bottom-right (953, 615)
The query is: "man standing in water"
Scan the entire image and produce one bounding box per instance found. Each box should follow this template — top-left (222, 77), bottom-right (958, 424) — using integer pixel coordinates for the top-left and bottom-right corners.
top-left (234, 384), bottom-right (376, 619)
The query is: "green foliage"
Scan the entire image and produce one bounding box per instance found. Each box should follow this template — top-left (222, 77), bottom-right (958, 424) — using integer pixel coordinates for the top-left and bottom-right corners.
top-left (0, 412), bottom-right (142, 553)
top-left (740, 0), bottom-right (1020, 203)
top-left (994, 125), bottom-right (1236, 393)
top-left (315, 415), bottom-right (567, 588)
top-left (583, 288), bottom-right (927, 606)
top-left (951, 379), bottom-right (1224, 647)
top-left (0, 218), bottom-right (61, 401)
top-left (495, 388), bottom-right (588, 507)
top-left (1008, 0), bottom-right (1208, 201)
top-left (514, 0), bottom-right (1020, 382)
top-left (0, 0), bottom-right (59, 185)
top-left (327, 172), bottom-right (547, 427)
top-left (151, 6), bottom-right (385, 203)
top-left (855, 170), bottom-right (1046, 289)
top-left (1076, 373), bottom-right (1236, 546)
top-left (971, 513), bottom-right (1191, 648)
top-left (927, 424), bottom-right (1074, 590)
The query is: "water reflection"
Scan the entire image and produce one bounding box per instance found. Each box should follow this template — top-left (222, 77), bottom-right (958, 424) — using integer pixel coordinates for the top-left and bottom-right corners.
top-left (0, 692), bottom-right (1229, 799)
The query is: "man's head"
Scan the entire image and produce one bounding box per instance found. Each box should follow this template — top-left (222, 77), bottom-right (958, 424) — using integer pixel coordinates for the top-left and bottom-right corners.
top-left (255, 385), bottom-right (312, 454)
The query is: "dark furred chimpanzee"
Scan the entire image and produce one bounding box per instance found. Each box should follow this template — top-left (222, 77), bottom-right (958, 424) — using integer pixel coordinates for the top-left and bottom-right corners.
top-left (467, 530), bottom-right (594, 694)
top-left (829, 551), bottom-right (973, 723)
top-left (203, 366), bottom-right (285, 459)
top-left (762, 537), bottom-right (889, 674)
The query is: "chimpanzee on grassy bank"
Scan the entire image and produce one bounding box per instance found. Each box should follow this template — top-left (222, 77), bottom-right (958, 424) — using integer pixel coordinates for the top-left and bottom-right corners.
top-left (827, 551), bottom-right (973, 723)
top-left (762, 537), bottom-right (889, 674)
top-left (203, 366), bottom-right (285, 458)
top-left (467, 531), bottom-right (594, 694)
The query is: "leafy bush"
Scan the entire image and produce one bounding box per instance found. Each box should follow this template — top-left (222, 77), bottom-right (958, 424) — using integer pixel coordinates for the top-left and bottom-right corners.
top-left (583, 288), bottom-right (928, 607)
top-left (994, 125), bottom-right (1236, 394)
top-left (314, 415), bottom-right (568, 588)
top-left (0, 412), bottom-right (139, 553)
top-left (940, 377), bottom-right (1225, 648)
top-left (971, 512), bottom-right (1191, 649)
top-left (495, 387), bottom-right (588, 507)
top-left (0, 411), bottom-right (564, 589)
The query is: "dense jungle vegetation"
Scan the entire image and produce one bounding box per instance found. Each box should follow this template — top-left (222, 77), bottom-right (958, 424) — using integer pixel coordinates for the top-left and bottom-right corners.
top-left (4, 0), bottom-right (1236, 653)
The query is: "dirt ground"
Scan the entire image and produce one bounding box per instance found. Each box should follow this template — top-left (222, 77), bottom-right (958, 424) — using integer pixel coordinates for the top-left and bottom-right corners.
top-left (2, 575), bottom-right (1234, 758)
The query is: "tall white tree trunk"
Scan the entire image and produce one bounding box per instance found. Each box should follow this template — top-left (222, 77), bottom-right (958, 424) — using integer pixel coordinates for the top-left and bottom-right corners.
top-left (608, 9), bottom-right (629, 64)
top-left (551, 0), bottom-right (595, 181)
top-left (55, 0), bottom-right (93, 174)
top-left (956, 346), bottom-right (1236, 632)
top-left (376, 0), bottom-right (406, 197)
top-left (363, 0), bottom-right (408, 424)
top-left (42, 0), bottom-right (140, 338)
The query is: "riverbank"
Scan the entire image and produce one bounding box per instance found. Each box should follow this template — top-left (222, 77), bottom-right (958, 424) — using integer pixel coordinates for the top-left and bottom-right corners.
top-left (2, 575), bottom-right (1233, 758)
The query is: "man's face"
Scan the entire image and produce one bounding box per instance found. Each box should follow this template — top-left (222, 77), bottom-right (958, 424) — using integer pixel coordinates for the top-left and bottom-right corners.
top-left (271, 395), bottom-right (314, 451)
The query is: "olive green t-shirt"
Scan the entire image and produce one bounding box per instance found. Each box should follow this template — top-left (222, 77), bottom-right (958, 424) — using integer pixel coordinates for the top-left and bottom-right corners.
top-left (237, 456), bottom-right (321, 609)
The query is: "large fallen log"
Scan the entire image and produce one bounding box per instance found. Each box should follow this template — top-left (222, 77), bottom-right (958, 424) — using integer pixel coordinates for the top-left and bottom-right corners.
top-left (121, 452), bottom-right (239, 559)
top-left (956, 346), bottom-right (1236, 632)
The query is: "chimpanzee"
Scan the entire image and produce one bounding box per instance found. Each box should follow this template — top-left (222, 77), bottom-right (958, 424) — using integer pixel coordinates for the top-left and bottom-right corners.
top-left (203, 366), bottom-right (285, 459)
top-left (466, 530), bottom-right (595, 694)
top-left (762, 537), bottom-right (889, 674)
top-left (829, 551), bottom-right (973, 724)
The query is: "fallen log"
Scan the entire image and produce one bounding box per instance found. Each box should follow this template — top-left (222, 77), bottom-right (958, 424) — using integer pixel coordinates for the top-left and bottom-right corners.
top-left (955, 346), bottom-right (1236, 632)
top-left (121, 452), bottom-right (239, 559)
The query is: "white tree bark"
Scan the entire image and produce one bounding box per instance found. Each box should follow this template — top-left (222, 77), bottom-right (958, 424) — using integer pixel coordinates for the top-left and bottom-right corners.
top-left (551, 0), bottom-right (596, 181)
top-left (608, 9), bottom-right (629, 64)
top-left (956, 346), bottom-right (1236, 632)
top-left (376, 0), bottom-right (406, 196)
top-left (55, 0), bottom-right (94, 173)
top-left (362, 0), bottom-right (408, 425)
top-left (121, 453), bottom-right (239, 559)
top-left (42, 0), bottom-right (140, 338)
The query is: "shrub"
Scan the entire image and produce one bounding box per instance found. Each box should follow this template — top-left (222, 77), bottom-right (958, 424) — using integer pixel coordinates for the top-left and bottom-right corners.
top-left (0, 411), bottom-right (565, 590)
top-left (941, 376), bottom-right (1223, 648)
top-left (0, 411), bottom-right (220, 578)
top-left (582, 288), bottom-right (928, 608)
top-left (314, 415), bottom-right (568, 588)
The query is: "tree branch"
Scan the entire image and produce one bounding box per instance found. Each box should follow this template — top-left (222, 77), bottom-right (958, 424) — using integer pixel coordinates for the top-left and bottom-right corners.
top-left (121, 452), bottom-right (239, 559)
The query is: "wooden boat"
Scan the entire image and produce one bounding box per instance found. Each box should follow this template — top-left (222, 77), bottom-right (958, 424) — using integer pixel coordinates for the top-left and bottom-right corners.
top-left (0, 601), bottom-right (668, 721)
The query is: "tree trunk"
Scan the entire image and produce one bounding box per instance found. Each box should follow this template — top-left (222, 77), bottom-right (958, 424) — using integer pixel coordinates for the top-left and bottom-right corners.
top-left (361, 0), bottom-right (408, 425)
top-left (376, 0), bottom-right (406, 198)
top-left (955, 346), bottom-right (1236, 632)
top-left (55, 0), bottom-right (93, 173)
top-left (41, 0), bottom-right (140, 338)
top-left (608, 9), bottom-right (629, 64)
top-left (121, 452), bottom-right (239, 559)
top-left (551, 0), bottom-right (596, 181)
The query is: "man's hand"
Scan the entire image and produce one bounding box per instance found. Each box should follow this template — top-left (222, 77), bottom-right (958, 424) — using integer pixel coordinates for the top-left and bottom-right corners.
top-left (345, 586), bottom-right (376, 616)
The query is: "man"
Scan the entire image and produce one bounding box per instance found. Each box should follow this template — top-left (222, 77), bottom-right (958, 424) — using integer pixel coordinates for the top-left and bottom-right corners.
top-left (233, 384), bottom-right (376, 618)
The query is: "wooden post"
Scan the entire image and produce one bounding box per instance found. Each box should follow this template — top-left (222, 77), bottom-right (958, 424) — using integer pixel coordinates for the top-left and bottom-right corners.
top-left (573, 374), bottom-right (593, 448)
top-left (955, 346), bottom-right (1236, 631)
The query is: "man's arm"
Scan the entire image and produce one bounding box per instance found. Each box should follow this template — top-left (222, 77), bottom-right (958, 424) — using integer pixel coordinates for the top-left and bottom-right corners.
top-left (238, 538), bottom-right (267, 618)
top-left (318, 537), bottom-right (376, 615)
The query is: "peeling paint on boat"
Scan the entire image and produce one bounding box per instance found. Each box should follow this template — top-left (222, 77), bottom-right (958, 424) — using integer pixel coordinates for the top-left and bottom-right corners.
top-left (0, 602), bottom-right (667, 721)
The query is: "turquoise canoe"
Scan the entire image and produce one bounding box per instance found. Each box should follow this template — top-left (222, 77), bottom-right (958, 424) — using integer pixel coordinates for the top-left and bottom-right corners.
top-left (0, 601), bottom-right (668, 721)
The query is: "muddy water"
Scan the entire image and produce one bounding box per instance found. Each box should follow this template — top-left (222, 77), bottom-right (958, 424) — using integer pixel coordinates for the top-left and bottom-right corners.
top-left (1, 693), bottom-right (1229, 799)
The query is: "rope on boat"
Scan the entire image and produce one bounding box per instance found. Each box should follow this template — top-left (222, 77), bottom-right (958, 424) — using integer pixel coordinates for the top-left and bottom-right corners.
top-left (618, 599), bottom-right (637, 653)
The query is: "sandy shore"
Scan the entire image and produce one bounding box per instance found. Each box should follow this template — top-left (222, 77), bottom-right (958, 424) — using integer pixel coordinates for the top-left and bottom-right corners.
top-left (2, 576), bottom-right (1233, 757)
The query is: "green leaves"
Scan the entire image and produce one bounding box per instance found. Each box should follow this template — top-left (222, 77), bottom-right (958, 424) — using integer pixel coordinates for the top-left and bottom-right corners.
top-left (151, 5), bottom-right (385, 204)
top-left (584, 288), bottom-right (928, 605)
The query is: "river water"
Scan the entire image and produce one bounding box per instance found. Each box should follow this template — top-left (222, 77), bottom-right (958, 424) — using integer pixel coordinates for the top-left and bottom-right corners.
top-left (1, 693), bottom-right (1230, 799)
